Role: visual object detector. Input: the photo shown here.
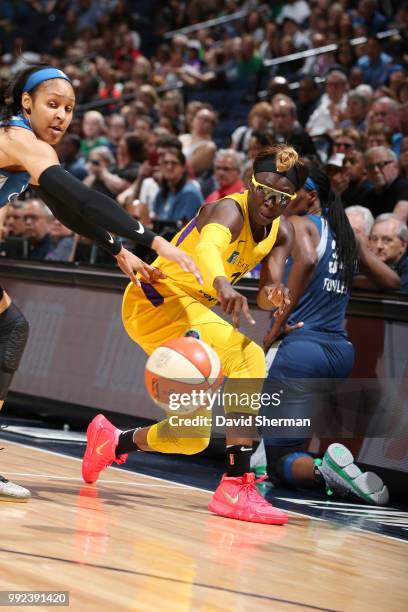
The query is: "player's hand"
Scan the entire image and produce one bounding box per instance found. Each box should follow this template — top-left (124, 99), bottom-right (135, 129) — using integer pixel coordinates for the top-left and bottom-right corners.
top-left (115, 246), bottom-right (165, 286)
top-left (151, 236), bottom-right (203, 284)
top-left (214, 277), bottom-right (255, 328)
top-left (264, 283), bottom-right (291, 315)
top-left (263, 321), bottom-right (303, 351)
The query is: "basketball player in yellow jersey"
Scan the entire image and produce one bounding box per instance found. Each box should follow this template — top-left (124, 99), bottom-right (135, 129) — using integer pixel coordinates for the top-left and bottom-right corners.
top-left (82, 145), bottom-right (308, 525)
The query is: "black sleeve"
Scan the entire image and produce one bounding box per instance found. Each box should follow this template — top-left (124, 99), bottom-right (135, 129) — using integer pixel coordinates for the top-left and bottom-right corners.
top-left (38, 165), bottom-right (157, 248)
top-left (34, 186), bottom-right (122, 256)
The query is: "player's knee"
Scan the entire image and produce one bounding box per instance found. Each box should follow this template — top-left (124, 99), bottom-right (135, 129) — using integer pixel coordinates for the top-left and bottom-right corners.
top-left (181, 437), bottom-right (210, 455)
top-left (275, 451), bottom-right (312, 486)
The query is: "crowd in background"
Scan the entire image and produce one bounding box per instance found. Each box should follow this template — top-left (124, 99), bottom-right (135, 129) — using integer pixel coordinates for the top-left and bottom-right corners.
top-left (0, 0), bottom-right (407, 290)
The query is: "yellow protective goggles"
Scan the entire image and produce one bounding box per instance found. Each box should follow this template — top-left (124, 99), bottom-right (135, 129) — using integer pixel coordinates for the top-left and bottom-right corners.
top-left (251, 175), bottom-right (297, 204)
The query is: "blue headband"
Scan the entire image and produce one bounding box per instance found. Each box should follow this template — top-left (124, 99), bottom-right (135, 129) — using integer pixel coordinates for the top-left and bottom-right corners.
top-left (23, 68), bottom-right (72, 93)
top-left (304, 176), bottom-right (319, 194)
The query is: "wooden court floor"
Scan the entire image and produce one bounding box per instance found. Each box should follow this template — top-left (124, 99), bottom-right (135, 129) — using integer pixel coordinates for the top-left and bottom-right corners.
top-left (0, 440), bottom-right (407, 612)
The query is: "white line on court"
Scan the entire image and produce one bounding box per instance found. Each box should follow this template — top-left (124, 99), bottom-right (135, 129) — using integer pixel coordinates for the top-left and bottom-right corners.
top-left (2, 439), bottom-right (408, 544)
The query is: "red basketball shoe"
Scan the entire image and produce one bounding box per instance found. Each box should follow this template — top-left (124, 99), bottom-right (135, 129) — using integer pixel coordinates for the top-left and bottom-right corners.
top-left (82, 414), bottom-right (128, 484)
top-left (208, 472), bottom-right (288, 525)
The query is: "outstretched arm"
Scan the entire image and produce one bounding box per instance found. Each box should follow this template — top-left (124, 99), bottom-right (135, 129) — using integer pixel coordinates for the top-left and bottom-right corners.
top-left (262, 217), bottom-right (317, 351)
top-left (6, 129), bottom-right (201, 282)
top-left (257, 217), bottom-right (295, 311)
top-left (194, 199), bottom-right (254, 328)
top-left (35, 186), bottom-right (164, 286)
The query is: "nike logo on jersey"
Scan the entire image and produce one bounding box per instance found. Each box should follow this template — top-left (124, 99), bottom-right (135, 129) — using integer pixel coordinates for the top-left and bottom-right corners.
top-left (135, 222), bottom-right (145, 234)
top-left (222, 489), bottom-right (239, 504)
top-left (96, 440), bottom-right (110, 455)
top-left (107, 233), bottom-right (114, 244)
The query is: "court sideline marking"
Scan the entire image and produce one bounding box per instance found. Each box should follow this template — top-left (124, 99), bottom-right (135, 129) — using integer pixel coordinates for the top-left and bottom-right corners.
top-left (0, 545), bottom-right (338, 612)
top-left (1, 439), bottom-right (407, 544)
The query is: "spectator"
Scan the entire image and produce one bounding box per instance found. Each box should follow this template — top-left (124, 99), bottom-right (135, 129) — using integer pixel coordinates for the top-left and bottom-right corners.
top-left (231, 102), bottom-right (272, 154)
top-left (179, 108), bottom-right (217, 177)
top-left (277, 0), bottom-right (311, 25)
top-left (58, 134), bottom-right (87, 181)
top-left (236, 35), bottom-right (263, 80)
top-left (362, 147), bottom-right (408, 219)
top-left (134, 115), bottom-right (154, 140)
top-left (45, 219), bottom-right (75, 262)
top-left (114, 133), bottom-right (145, 186)
top-left (325, 153), bottom-right (350, 198)
top-left (296, 76), bottom-right (321, 127)
top-left (205, 150), bottom-right (244, 204)
top-left (270, 96), bottom-right (316, 157)
top-left (184, 101), bottom-right (206, 134)
top-left (80, 110), bottom-right (110, 159)
top-left (117, 134), bottom-right (182, 223)
top-left (106, 114), bottom-right (127, 155)
top-left (137, 85), bottom-right (160, 123)
top-left (345, 205), bottom-right (374, 246)
top-left (366, 123), bottom-right (394, 149)
top-left (153, 148), bottom-right (203, 223)
top-left (333, 41), bottom-right (357, 76)
top-left (357, 36), bottom-right (393, 89)
top-left (342, 149), bottom-right (372, 205)
top-left (351, 0), bottom-right (388, 34)
top-left (330, 127), bottom-right (363, 156)
top-left (306, 70), bottom-right (349, 137)
top-left (265, 76), bottom-right (291, 101)
top-left (24, 199), bottom-right (53, 260)
top-left (4, 202), bottom-right (27, 238)
top-left (247, 129), bottom-right (275, 161)
top-left (83, 145), bottom-right (117, 198)
top-left (369, 214), bottom-right (408, 291)
top-left (340, 89), bottom-right (369, 132)
top-left (370, 97), bottom-right (401, 132)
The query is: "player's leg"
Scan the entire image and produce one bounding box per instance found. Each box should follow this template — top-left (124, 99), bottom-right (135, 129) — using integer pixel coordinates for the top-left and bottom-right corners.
top-left (0, 291), bottom-right (30, 501)
top-left (82, 284), bottom-right (214, 483)
top-left (264, 335), bottom-right (388, 504)
top-left (83, 285), bottom-right (287, 523)
top-left (262, 335), bottom-right (329, 486)
top-left (83, 284), bottom-right (262, 472)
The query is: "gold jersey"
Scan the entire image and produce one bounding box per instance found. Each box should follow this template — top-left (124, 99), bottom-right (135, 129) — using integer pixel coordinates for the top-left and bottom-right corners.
top-left (152, 191), bottom-right (280, 306)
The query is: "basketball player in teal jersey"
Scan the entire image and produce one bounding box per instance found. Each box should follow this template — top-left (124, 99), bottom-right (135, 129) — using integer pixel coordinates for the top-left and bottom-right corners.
top-left (261, 166), bottom-right (394, 505)
top-left (0, 64), bottom-right (201, 500)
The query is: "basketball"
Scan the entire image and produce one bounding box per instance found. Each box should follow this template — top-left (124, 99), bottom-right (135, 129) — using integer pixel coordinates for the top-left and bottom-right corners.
top-left (145, 337), bottom-right (223, 414)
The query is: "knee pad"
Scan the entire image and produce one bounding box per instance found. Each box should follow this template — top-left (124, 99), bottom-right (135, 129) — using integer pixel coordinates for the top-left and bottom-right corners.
top-left (0, 304), bottom-right (29, 400)
top-left (275, 451), bottom-right (311, 486)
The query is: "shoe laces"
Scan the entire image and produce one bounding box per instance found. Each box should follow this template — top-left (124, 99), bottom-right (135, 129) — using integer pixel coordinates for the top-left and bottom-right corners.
top-left (241, 473), bottom-right (272, 508)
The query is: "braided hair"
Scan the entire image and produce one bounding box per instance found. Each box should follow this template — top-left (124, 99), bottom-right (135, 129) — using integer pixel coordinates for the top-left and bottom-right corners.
top-left (307, 164), bottom-right (358, 291)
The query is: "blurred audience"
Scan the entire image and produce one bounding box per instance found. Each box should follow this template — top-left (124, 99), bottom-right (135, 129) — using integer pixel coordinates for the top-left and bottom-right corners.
top-left (206, 149), bottom-right (244, 204)
top-left (45, 218), bottom-right (75, 262)
top-left (362, 147), bottom-right (408, 219)
top-left (153, 148), bottom-right (203, 222)
top-left (0, 0), bottom-right (407, 283)
top-left (369, 213), bottom-right (408, 291)
top-left (24, 199), bottom-right (53, 260)
top-left (345, 205), bottom-right (375, 246)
